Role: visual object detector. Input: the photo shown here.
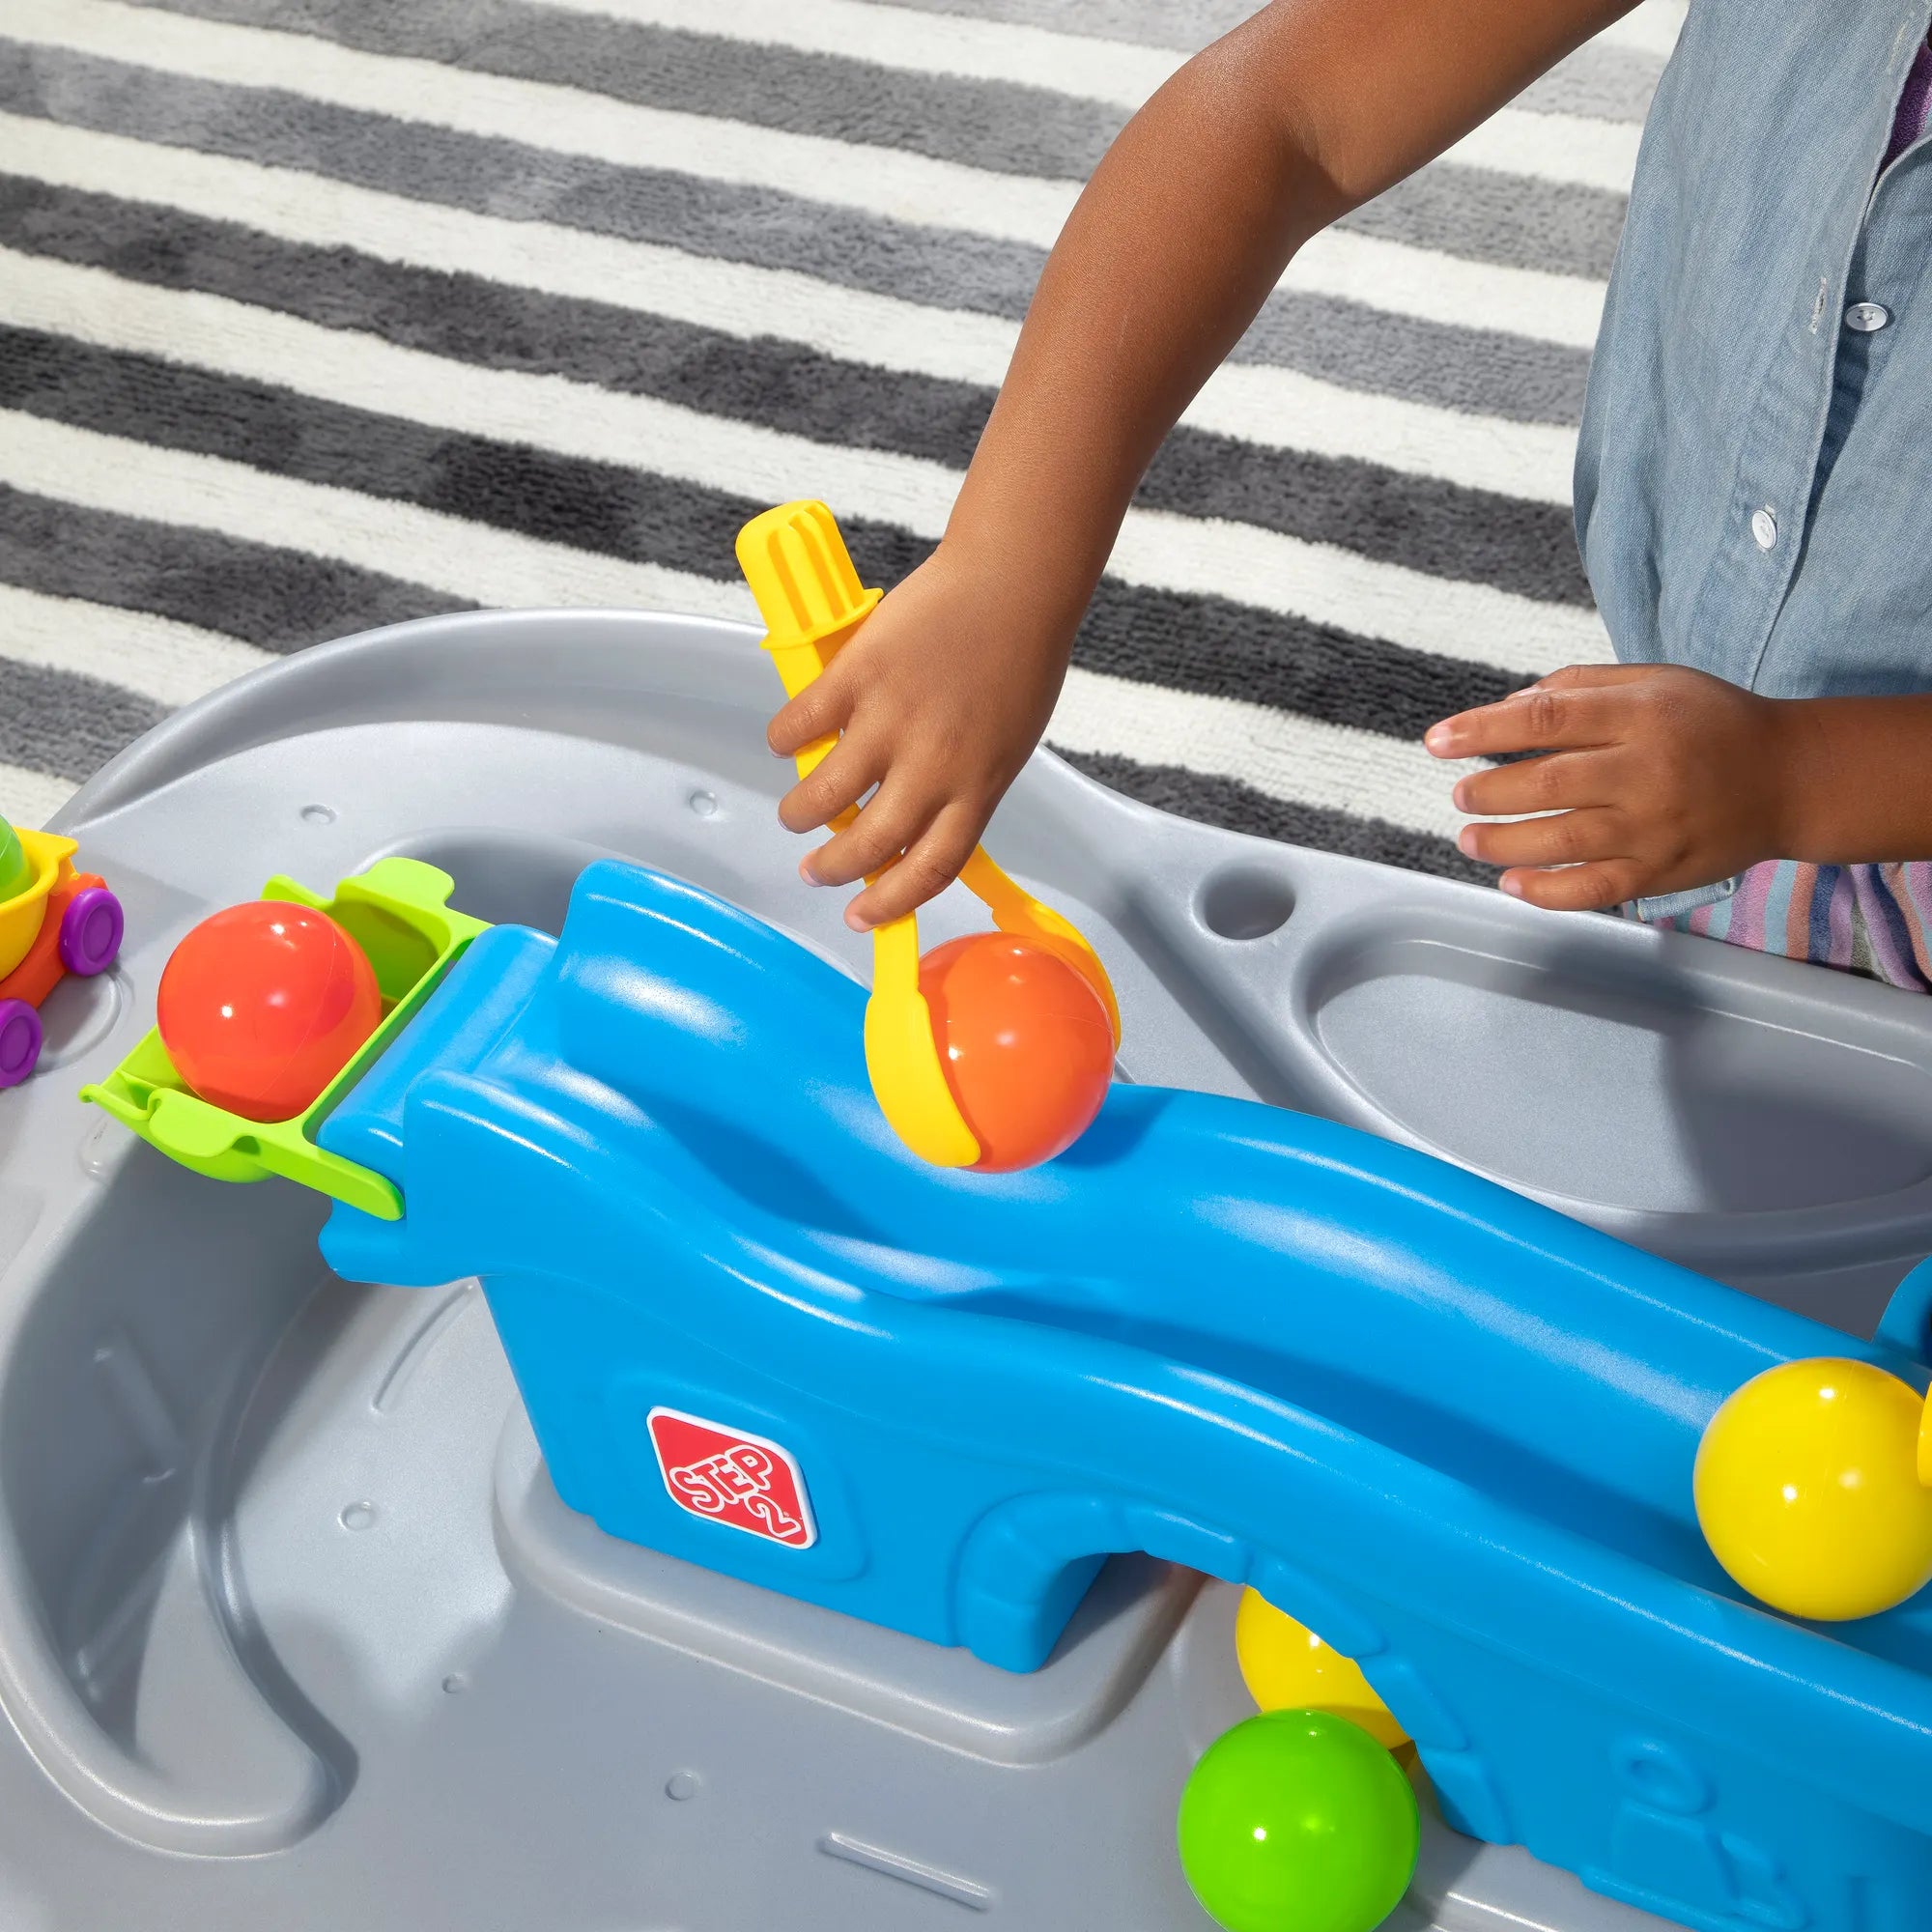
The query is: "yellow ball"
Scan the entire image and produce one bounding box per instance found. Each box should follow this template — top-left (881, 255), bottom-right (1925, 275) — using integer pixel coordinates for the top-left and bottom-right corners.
top-left (1235, 1589), bottom-right (1409, 1749)
top-left (1694, 1358), bottom-right (1932, 1622)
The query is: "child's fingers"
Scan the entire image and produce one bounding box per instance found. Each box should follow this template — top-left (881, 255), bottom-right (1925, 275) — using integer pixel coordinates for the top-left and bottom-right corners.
top-left (1451, 749), bottom-right (1610, 817)
top-left (767, 668), bottom-right (854, 758)
top-left (845, 807), bottom-right (981, 931)
top-left (1500, 860), bottom-right (1644, 912)
top-left (801, 779), bottom-right (934, 890)
top-left (1425, 681), bottom-right (1634, 760)
top-left (778, 737), bottom-right (883, 834)
top-left (1458, 805), bottom-right (1628, 870)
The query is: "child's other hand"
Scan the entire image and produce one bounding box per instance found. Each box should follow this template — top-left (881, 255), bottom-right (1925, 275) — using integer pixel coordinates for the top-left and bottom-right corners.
top-left (766, 548), bottom-right (1070, 931)
top-left (1424, 664), bottom-right (1797, 911)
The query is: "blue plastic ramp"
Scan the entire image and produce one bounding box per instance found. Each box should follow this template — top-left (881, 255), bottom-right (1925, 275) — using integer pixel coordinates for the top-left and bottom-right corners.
top-left (321, 861), bottom-right (1932, 1932)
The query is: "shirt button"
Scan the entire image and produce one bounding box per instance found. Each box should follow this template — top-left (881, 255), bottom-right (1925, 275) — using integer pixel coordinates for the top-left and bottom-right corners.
top-left (1750, 506), bottom-right (1778, 550)
top-left (1845, 300), bottom-right (1891, 332)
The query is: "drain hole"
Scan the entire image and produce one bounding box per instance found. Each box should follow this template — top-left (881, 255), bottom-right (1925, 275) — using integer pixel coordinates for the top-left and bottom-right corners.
top-left (1196, 867), bottom-right (1295, 940)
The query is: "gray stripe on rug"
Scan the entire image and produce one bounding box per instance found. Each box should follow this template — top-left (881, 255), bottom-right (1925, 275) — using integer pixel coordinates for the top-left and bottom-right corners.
top-left (1235, 298), bottom-right (1588, 424)
top-left (861, 0), bottom-right (1665, 128)
top-left (1055, 747), bottom-right (1494, 884)
top-left (858, 0), bottom-right (1666, 122)
top-left (0, 654), bottom-right (170, 781)
top-left (1076, 579), bottom-right (1529, 740)
top-left (0, 44), bottom-right (1598, 424)
top-left (127, 0), bottom-right (1133, 183)
top-left (1520, 44), bottom-right (1667, 123)
top-left (0, 177), bottom-right (1591, 604)
top-left (1352, 168), bottom-right (1624, 283)
top-left (128, 0), bottom-right (1664, 156)
top-left (96, 2), bottom-right (1627, 271)
top-left (0, 483), bottom-right (468, 647)
top-left (0, 323), bottom-right (763, 571)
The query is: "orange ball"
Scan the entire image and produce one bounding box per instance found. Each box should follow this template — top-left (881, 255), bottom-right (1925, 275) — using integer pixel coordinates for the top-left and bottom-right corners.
top-left (157, 901), bottom-right (383, 1122)
top-left (918, 934), bottom-right (1114, 1173)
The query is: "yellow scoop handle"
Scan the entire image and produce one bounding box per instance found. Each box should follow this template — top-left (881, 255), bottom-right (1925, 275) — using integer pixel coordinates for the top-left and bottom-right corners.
top-left (736, 500), bottom-right (1120, 1168)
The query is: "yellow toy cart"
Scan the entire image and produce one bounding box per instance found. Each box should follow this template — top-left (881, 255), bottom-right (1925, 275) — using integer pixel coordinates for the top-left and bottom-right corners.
top-left (0, 812), bottom-right (124, 1089)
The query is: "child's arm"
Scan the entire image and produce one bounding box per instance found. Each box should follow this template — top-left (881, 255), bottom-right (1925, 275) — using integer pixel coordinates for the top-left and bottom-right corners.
top-left (770, 0), bottom-right (1641, 930)
top-left (1427, 667), bottom-right (1932, 909)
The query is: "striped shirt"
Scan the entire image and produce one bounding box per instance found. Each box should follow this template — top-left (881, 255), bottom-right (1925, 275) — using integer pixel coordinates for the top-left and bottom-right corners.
top-left (1634, 35), bottom-right (1932, 994)
top-left (1662, 866), bottom-right (1932, 990)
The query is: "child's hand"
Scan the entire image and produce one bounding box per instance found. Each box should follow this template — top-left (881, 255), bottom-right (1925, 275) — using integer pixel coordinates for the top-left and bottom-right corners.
top-left (1424, 664), bottom-right (1798, 911)
top-left (761, 0), bottom-right (1645, 931)
top-left (766, 547), bottom-right (1072, 931)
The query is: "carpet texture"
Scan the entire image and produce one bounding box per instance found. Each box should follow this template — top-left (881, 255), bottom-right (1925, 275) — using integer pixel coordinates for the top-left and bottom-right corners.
top-left (0, 0), bottom-right (1684, 868)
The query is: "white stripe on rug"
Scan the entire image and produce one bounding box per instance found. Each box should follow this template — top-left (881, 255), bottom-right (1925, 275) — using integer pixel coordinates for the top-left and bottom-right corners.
top-left (0, 115), bottom-right (1579, 500)
top-left (1293, 232), bottom-right (1601, 352)
top-left (0, 585), bottom-right (275, 709)
top-left (5, 0), bottom-right (1606, 348)
top-left (1444, 108), bottom-right (1639, 194)
top-left (0, 248), bottom-right (1607, 670)
top-left (1049, 666), bottom-right (1482, 840)
top-left (1192, 366), bottom-right (1576, 505)
top-left (0, 762), bottom-right (77, 833)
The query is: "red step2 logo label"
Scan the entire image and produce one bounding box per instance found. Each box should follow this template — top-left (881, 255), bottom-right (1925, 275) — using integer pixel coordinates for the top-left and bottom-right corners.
top-left (647, 1407), bottom-right (817, 1549)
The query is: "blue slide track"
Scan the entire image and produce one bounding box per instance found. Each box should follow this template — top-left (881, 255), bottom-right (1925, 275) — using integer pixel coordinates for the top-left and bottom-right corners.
top-left (320, 862), bottom-right (1932, 1932)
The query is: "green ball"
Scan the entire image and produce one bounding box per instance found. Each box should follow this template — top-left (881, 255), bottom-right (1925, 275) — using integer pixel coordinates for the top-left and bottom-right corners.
top-left (0, 814), bottom-right (28, 903)
top-left (1177, 1710), bottom-right (1419, 1932)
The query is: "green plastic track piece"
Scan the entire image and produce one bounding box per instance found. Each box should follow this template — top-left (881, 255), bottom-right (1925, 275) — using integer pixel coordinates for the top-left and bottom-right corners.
top-left (81, 857), bottom-right (490, 1220)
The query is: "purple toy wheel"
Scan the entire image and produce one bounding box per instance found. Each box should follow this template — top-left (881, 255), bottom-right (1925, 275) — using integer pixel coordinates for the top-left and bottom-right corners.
top-left (59, 887), bottom-right (124, 977)
top-left (0, 1000), bottom-right (42, 1089)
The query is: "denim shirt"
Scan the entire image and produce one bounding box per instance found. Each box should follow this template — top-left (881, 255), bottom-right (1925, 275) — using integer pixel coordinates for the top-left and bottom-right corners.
top-left (1575, 4), bottom-right (1932, 980)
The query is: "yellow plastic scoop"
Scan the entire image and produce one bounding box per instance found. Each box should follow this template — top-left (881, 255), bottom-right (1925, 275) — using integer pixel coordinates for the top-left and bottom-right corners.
top-left (736, 500), bottom-right (1121, 1168)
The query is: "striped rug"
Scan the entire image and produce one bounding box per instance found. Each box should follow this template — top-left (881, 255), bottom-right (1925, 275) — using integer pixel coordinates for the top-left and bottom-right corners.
top-left (0, 0), bottom-right (1683, 875)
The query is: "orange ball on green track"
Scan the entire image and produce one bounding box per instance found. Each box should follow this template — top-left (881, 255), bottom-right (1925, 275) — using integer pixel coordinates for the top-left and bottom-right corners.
top-left (918, 933), bottom-right (1114, 1173)
top-left (158, 900), bottom-right (383, 1122)
top-left (1177, 1710), bottom-right (1419, 1932)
